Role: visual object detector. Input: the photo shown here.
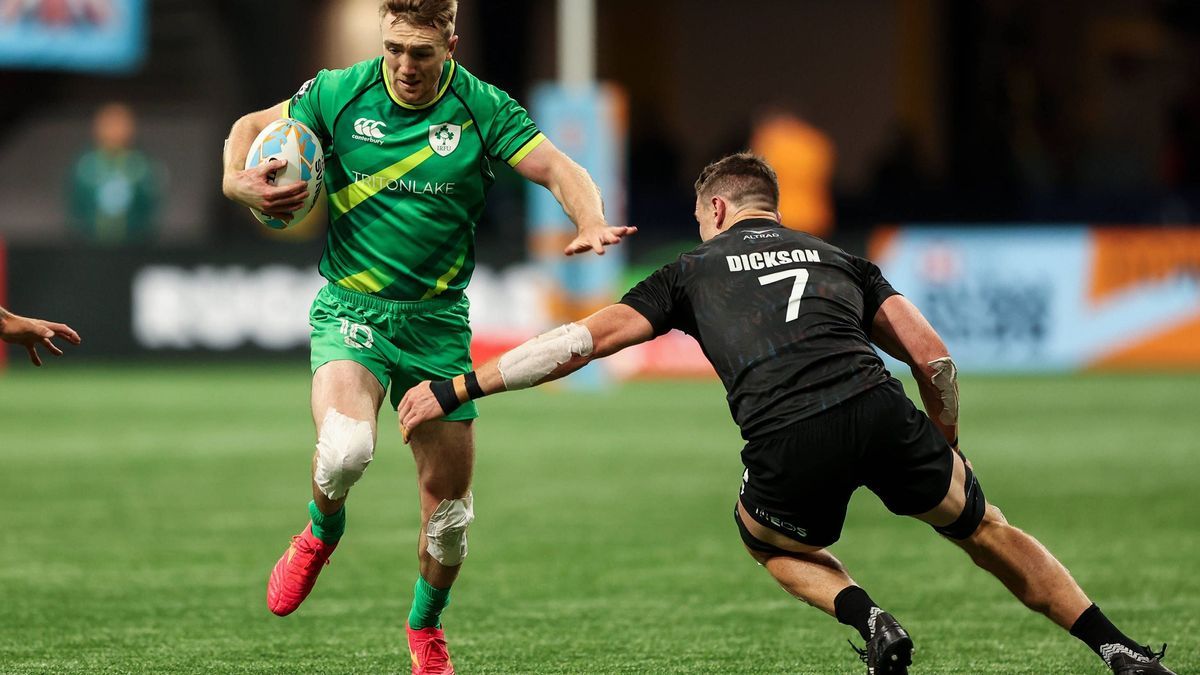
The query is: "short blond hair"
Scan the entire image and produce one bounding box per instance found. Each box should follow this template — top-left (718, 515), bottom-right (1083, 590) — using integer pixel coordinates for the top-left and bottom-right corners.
top-left (380, 0), bottom-right (457, 42)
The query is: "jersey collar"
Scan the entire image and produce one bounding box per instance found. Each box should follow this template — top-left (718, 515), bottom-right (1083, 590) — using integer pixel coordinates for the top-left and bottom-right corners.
top-left (728, 217), bottom-right (782, 230)
top-left (381, 58), bottom-right (457, 110)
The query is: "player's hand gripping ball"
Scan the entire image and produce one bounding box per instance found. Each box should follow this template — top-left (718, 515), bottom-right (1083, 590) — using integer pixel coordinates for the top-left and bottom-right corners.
top-left (245, 119), bottom-right (325, 229)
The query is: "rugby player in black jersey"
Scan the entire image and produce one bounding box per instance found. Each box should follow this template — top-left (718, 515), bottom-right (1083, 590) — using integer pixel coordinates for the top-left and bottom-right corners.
top-left (397, 154), bottom-right (1175, 675)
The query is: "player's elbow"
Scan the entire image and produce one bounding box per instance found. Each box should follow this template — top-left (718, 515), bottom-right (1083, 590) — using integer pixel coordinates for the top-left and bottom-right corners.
top-left (229, 110), bottom-right (261, 137)
top-left (910, 358), bottom-right (941, 383)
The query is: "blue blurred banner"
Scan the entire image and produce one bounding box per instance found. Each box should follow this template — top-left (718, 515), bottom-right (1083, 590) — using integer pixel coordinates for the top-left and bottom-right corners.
top-left (526, 83), bottom-right (628, 388)
top-left (527, 82), bottom-right (627, 298)
top-left (870, 226), bottom-right (1200, 372)
top-left (0, 0), bottom-right (145, 73)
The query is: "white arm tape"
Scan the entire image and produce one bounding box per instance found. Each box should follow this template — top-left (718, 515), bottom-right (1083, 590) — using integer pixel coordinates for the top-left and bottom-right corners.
top-left (927, 356), bottom-right (959, 425)
top-left (497, 323), bottom-right (594, 390)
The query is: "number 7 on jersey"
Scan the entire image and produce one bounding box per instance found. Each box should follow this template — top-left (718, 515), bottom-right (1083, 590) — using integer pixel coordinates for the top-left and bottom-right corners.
top-left (758, 269), bottom-right (810, 322)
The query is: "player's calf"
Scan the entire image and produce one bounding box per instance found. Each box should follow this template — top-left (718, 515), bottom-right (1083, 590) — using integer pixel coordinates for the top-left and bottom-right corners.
top-left (937, 480), bottom-right (1174, 673)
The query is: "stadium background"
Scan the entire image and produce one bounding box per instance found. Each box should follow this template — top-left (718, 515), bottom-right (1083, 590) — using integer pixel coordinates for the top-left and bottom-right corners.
top-left (1, 1), bottom-right (1198, 673)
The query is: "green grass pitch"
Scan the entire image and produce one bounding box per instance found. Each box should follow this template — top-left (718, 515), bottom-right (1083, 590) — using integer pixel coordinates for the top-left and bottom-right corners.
top-left (0, 364), bottom-right (1196, 674)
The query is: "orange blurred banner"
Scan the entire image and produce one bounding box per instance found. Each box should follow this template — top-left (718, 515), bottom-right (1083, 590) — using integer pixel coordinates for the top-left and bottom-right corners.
top-left (1087, 228), bottom-right (1200, 368)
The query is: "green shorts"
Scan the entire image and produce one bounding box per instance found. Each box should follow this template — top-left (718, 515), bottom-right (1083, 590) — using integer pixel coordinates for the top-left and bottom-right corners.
top-left (309, 283), bottom-right (479, 419)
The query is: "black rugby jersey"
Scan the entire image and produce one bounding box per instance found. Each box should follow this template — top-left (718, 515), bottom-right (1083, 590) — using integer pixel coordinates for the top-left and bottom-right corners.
top-left (620, 218), bottom-right (900, 439)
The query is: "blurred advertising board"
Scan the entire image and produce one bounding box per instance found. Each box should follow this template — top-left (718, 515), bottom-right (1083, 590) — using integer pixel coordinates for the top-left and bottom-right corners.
top-left (4, 246), bottom-right (323, 360)
top-left (870, 226), bottom-right (1200, 372)
top-left (1, 246), bottom-right (712, 377)
top-left (0, 0), bottom-right (145, 73)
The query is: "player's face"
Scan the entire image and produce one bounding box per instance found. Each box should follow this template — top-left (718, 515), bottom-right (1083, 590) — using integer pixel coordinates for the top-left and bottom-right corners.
top-left (381, 16), bottom-right (458, 105)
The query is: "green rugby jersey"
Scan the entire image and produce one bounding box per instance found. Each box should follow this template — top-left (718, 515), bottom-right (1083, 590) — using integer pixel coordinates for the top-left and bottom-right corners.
top-left (282, 57), bottom-right (545, 301)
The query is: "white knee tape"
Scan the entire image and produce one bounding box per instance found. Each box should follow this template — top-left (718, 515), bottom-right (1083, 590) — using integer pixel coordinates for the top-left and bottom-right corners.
top-left (314, 409), bottom-right (374, 501)
top-left (497, 323), bottom-right (593, 390)
top-left (426, 492), bottom-right (474, 566)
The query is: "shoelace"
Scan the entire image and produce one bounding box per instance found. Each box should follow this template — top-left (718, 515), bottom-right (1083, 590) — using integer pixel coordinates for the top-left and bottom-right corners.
top-left (1144, 643), bottom-right (1168, 661)
top-left (416, 634), bottom-right (450, 669)
top-left (849, 640), bottom-right (868, 663)
top-left (288, 535), bottom-right (331, 569)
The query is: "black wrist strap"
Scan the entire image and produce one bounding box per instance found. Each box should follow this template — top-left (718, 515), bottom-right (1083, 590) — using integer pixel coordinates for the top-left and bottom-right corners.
top-left (464, 371), bottom-right (485, 400)
top-left (430, 379), bottom-right (461, 415)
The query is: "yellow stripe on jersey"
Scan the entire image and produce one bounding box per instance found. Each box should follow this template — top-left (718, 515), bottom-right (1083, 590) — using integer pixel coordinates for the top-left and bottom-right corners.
top-left (421, 249), bottom-right (468, 300)
top-left (329, 119), bottom-right (475, 219)
top-left (506, 132), bottom-right (547, 167)
top-left (335, 267), bottom-right (393, 294)
top-left (280, 99), bottom-right (291, 118)
top-left (382, 59), bottom-right (457, 110)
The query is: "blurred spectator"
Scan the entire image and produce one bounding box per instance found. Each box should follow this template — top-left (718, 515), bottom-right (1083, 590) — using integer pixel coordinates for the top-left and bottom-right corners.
top-left (66, 102), bottom-right (162, 245)
top-left (750, 107), bottom-right (835, 239)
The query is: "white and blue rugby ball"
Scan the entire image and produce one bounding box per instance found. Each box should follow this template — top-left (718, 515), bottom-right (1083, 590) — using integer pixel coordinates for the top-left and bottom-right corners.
top-left (245, 119), bottom-right (325, 229)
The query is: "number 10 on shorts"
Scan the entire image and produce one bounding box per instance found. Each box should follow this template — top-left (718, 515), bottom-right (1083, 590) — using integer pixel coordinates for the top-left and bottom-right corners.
top-left (758, 269), bottom-right (810, 322)
top-left (339, 319), bottom-right (375, 349)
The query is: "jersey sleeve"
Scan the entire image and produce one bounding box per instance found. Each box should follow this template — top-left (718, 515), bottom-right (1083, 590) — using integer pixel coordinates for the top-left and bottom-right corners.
top-left (850, 255), bottom-right (901, 330)
top-left (471, 81), bottom-right (545, 167)
top-left (619, 262), bottom-right (684, 336)
top-left (281, 70), bottom-right (338, 145)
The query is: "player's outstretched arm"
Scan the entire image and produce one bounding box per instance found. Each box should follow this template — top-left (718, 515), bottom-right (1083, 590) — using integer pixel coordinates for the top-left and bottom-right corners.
top-left (870, 295), bottom-right (959, 445)
top-left (513, 140), bottom-right (637, 256)
top-left (0, 305), bottom-right (82, 367)
top-left (398, 304), bottom-right (655, 441)
top-left (221, 102), bottom-right (309, 220)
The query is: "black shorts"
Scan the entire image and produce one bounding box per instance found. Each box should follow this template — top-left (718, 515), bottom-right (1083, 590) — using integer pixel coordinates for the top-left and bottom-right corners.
top-left (738, 378), bottom-right (954, 548)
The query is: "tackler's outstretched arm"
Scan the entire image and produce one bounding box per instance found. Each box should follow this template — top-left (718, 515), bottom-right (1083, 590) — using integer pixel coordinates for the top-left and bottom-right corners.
top-left (398, 304), bottom-right (655, 441)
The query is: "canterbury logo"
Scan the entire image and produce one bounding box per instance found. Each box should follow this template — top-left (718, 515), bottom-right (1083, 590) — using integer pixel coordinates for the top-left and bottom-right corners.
top-left (353, 118), bottom-right (387, 139)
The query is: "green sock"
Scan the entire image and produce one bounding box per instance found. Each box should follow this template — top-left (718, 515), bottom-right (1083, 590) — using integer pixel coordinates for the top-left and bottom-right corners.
top-left (308, 500), bottom-right (345, 544)
top-left (408, 576), bottom-right (451, 630)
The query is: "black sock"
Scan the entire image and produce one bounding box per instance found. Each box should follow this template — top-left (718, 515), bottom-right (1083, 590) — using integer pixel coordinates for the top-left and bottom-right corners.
top-left (834, 586), bottom-right (879, 641)
top-left (1069, 604), bottom-right (1149, 664)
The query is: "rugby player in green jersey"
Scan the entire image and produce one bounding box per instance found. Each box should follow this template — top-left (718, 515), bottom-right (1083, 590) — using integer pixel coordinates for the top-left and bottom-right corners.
top-left (220, 2), bottom-right (635, 672)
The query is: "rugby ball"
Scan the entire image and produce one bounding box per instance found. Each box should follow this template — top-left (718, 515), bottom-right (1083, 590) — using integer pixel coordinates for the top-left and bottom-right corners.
top-left (245, 119), bottom-right (325, 229)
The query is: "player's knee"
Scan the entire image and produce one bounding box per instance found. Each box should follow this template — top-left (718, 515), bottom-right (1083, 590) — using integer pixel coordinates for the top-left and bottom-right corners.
top-left (980, 503), bottom-right (1007, 527)
top-left (426, 492), bottom-right (474, 567)
top-left (933, 465), bottom-right (987, 540)
top-left (313, 409), bottom-right (375, 501)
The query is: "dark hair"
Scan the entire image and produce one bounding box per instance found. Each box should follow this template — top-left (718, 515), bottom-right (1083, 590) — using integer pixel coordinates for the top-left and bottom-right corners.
top-left (380, 0), bottom-right (457, 40)
top-left (693, 152), bottom-right (780, 210)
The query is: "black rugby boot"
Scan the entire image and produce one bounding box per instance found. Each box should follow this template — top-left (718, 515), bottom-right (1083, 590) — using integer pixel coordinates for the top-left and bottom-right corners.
top-left (1107, 644), bottom-right (1176, 674)
top-left (850, 608), bottom-right (913, 675)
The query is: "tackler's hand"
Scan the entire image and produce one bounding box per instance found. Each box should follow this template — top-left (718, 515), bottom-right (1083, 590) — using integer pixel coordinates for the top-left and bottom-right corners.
top-left (397, 380), bottom-right (443, 444)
